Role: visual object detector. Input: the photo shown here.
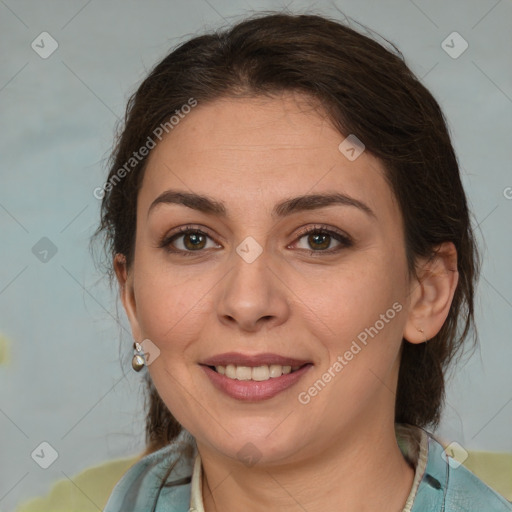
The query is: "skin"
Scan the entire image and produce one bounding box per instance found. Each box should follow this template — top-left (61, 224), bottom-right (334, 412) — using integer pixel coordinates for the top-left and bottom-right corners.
top-left (115, 92), bottom-right (459, 512)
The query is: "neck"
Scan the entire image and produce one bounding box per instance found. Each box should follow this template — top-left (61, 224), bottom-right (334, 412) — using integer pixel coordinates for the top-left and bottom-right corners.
top-left (198, 419), bottom-right (415, 512)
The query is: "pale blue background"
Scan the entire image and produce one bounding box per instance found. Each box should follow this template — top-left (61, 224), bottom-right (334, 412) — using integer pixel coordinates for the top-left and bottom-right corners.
top-left (0, 0), bottom-right (511, 509)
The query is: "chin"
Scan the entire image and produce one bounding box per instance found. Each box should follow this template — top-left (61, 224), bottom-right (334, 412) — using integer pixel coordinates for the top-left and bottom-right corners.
top-left (198, 423), bottom-right (310, 467)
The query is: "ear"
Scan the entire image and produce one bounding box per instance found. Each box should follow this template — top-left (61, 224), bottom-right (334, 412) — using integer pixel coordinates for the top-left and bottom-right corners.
top-left (114, 253), bottom-right (142, 341)
top-left (403, 242), bottom-right (459, 344)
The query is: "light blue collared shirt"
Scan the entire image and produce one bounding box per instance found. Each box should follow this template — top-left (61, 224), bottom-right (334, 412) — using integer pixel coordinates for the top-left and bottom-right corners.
top-left (104, 425), bottom-right (512, 512)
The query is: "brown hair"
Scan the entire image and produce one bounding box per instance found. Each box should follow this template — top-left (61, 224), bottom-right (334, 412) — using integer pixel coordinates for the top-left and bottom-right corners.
top-left (94, 12), bottom-right (479, 456)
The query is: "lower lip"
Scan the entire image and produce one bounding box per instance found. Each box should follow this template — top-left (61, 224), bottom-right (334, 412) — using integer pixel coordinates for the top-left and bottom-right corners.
top-left (201, 364), bottom-right (313, 401)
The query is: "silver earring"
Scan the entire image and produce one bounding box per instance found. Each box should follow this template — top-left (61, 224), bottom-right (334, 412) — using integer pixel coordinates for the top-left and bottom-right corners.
top-left (132, 341), bottom-right (145, 372)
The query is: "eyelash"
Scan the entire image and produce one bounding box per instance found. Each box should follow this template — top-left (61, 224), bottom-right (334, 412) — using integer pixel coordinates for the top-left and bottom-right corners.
top-left (159, 224), bottom-right (353, 257)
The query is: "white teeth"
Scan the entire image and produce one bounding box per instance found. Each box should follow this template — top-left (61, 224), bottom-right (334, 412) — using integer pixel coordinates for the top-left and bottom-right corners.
top-left (269, 364), bottom-right (283, 378)
top-left (225, 364), bottom-right (237, 379)
top-left (214, 364), bottom-right (300, 381)
top-left (235, 366), bottom-right (252, 380)
top-left (252, 365), bottom-right (270, 381)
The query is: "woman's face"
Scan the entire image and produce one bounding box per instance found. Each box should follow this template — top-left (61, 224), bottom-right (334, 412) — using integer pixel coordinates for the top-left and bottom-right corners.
top-left (120, 93), bottom-right (417, 465)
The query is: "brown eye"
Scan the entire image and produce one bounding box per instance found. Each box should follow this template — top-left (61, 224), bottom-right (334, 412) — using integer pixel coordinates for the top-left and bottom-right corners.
top-left (182, 232), bottom-right (207, 250)
top-left (307, 232), bottom-right (331, 250)
top-left (160, 228), bottom-right (220, 254)
top-left (293, 226), bottom-right (353, 254)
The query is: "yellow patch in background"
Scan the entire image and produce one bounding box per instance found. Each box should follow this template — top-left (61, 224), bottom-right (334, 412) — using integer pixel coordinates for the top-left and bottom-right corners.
top-left (0, 333), bottom-right (11, 366)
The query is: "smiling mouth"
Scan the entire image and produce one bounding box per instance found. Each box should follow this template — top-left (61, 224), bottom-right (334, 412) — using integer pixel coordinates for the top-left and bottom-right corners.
top-left (207, 363), bottom-right (311, 381)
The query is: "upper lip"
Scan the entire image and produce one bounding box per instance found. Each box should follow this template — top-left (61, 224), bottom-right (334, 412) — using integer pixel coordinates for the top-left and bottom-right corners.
top-left (200, 352), bottom-right (312, 367)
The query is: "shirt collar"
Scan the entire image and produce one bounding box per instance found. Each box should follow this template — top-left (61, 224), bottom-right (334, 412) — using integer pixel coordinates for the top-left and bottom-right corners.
top-left (190, 423), bottom-right (430, 512)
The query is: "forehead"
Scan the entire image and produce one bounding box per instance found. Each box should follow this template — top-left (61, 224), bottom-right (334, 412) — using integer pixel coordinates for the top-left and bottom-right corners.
top-left (139, 93), bottom-right (398, 222)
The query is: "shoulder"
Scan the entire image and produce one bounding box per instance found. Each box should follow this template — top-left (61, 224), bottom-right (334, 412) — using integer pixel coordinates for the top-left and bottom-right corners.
top-left (103, 429), bottom-right (195, 512)
top-left (413, 431), bottom-right (512, 511)
top-left (444, 456), bottom-right (512, 511)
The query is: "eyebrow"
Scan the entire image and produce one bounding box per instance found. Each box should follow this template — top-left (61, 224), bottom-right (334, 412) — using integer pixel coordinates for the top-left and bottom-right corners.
top-left (148, 190), bottom-right (376, 219)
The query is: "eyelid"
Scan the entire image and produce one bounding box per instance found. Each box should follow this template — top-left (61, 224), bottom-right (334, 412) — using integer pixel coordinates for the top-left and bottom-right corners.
top-left (292, 223), bottom-right (352, 242)
top-left (159, 223), bottom-right (353, 255)
top-left (158, 225), bottom-right (221, 253)
top-left (289, 224), bottom-right (353, 253)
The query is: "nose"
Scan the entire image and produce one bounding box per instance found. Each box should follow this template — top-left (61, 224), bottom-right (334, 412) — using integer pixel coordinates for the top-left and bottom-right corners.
top-left (216, 247), bottom-right (291, 333)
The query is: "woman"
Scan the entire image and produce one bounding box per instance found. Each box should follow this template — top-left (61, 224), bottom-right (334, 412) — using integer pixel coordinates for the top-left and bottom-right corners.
top-left (96, 12), bottom-right (511, 512)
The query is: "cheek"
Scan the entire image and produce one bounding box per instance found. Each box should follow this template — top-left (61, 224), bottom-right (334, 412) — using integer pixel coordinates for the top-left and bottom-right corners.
top-left (132, 260), bottom-right (213, 354)
top-left (299, 250), bottom-right (405, 338)
top-left (295, 251), bottom-right (407, 405)
top-left (296, 268), bottom-right (405, 421)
